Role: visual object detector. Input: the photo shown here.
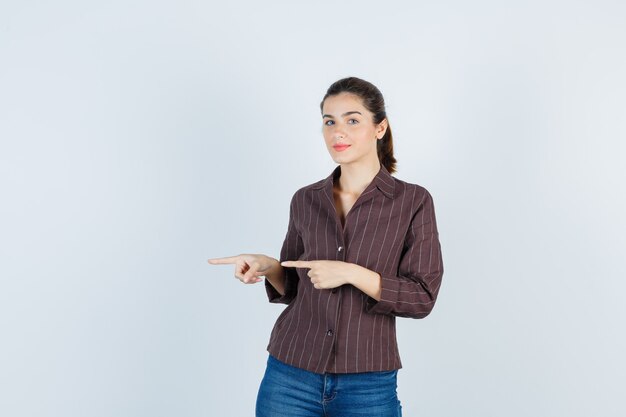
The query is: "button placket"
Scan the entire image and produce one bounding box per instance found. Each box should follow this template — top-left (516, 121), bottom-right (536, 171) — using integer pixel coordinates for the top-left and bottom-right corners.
top-left (333, 245), bottom-right (344, 294)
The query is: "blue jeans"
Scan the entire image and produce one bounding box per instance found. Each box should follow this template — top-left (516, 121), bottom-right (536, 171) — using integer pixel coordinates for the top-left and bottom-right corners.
top-left (256, 354), bottom-right (402, 417)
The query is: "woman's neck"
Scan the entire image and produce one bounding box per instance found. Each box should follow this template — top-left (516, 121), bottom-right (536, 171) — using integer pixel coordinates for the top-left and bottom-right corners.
top-left (335, 159), bottom-right (381, 195)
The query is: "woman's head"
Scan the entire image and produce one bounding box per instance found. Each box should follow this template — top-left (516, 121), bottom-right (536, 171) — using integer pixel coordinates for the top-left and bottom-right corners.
top-left (320, 77), bottom-right (397, 174)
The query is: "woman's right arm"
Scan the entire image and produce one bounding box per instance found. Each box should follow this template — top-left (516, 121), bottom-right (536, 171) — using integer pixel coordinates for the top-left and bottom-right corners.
top-left (264, 191), bottom-right (303, 304)
top-left (208, 192), bottom-right (302, 302)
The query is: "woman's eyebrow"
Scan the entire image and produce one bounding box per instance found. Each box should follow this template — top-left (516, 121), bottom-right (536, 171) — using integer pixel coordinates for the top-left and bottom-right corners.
top-left (322, 111), bottom-right (362, 118)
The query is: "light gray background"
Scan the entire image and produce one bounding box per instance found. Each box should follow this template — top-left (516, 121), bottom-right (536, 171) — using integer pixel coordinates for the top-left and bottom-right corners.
top-left (1, 1), bottom-right (625, 416)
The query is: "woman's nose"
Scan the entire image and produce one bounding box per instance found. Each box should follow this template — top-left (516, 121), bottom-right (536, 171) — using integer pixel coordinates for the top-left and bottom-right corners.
top-left (332, 127), bottom-right (346, 140)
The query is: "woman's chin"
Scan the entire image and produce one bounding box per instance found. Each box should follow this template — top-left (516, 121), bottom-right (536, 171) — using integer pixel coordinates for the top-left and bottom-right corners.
top-left (329, 153), bottom-right (352, 164)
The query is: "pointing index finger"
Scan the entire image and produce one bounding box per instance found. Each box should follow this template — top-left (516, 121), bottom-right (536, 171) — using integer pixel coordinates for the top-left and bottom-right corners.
top-left (207, 256), bottom-right (239, 264)
top-left (281, 260), bottom-right (314, 268)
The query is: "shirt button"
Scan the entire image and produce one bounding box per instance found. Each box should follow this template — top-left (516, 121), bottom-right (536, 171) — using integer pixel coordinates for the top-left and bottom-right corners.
top-left (331, 288), bottom-right (338, 294)
top-left (337, 246), bottom-right (343, 252)
top-left (326, 329), bottom-right (333, 336)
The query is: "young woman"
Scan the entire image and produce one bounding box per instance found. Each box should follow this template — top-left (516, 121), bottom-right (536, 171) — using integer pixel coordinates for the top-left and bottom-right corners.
top-left (208, 76), bottom-right (444, 417)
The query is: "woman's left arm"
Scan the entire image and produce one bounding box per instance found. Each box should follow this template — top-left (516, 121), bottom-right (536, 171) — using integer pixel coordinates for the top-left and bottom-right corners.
top-left (361, 189), bottom-right (444, 319)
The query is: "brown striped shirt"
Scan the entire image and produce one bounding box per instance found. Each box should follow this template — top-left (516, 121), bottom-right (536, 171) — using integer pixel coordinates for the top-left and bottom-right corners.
top-left (264, 162), bottom-right (444, 374)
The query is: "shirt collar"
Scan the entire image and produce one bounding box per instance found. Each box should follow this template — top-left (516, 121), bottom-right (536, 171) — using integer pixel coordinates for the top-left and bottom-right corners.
top-left (311, 163), bottom-right (395, 199)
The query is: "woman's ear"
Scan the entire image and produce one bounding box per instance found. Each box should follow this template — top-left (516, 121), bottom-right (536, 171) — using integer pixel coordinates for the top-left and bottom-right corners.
top-left (376, 118), bottom-right (388, 139)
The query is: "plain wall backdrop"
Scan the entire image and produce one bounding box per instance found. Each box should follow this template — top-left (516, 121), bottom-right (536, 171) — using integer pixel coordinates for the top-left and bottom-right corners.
top-left (1, 1), bottom-right (625, 416)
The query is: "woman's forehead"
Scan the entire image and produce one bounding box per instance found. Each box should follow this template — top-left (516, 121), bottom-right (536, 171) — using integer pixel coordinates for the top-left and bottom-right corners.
top-left (323, 93), bottom-right (368, 114)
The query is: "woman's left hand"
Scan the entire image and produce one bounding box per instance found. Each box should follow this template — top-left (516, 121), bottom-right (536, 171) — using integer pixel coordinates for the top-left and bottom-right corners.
top-left (280, 259), bottom-right (360, 290)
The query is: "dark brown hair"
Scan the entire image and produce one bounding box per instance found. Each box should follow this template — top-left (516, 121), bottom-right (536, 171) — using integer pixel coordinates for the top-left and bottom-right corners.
top-left (319, 76), bottom-right (397, 174)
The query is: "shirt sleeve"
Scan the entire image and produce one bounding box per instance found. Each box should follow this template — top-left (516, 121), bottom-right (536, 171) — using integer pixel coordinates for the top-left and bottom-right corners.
top-left (265, 192), bottom-right (303, 304)
top-left (365, 189), bottom-right (444, 318)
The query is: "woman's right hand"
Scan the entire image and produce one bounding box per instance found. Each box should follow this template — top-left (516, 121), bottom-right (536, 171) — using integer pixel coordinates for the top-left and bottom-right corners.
top-left (207, 254), bottom-right (278, 284)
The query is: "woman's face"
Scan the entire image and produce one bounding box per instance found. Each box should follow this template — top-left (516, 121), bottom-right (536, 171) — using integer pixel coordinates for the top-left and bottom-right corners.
top-left (321, 92), bottom-right (387, 166)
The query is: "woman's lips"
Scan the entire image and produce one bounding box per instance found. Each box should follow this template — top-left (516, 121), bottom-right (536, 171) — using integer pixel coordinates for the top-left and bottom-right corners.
top-left (333, 144), bottom-right (351, 152)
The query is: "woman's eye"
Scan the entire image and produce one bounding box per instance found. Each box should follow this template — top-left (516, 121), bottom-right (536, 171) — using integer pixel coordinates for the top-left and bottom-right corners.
top-left (324, 119), bottom-right (358, 126)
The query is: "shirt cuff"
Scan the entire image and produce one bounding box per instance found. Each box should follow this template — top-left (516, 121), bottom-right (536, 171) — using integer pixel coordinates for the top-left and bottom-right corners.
top-left (264, 269), bottom-right (297, 304)
top-left (365, 273), bottom-right (402, 315)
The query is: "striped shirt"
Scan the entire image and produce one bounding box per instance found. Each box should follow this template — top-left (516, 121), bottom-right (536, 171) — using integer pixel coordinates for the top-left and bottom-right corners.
top-left (264, 162), bottom-right (444, 374)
